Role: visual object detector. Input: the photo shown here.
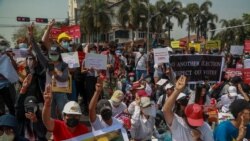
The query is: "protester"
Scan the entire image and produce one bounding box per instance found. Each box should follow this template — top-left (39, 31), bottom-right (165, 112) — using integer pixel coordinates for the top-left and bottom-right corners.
top-left (163, 75), bottom-right (214, 141)
top-left (15, 96), bottom-right (47, 141)
top-left (89, 81), bottom-right (123, 131)
top-left (42, 84), bottom-right (89, 141)
top-left (157, 83), bottom-right (174, 111)
top-left (188, 84), bottom-right (211, 106)
top-left (0, 114), bottom-right (28, 141)
top-left (134, 45), bottom-right (148, 80)
top-left (214, 99), bottom-right (250, 140)
top-left (108, 90), bottom-right (127, 117)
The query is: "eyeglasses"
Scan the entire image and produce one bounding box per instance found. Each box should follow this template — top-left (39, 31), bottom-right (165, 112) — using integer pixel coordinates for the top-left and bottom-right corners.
top-left (0, 127), bottom-right (14, 136)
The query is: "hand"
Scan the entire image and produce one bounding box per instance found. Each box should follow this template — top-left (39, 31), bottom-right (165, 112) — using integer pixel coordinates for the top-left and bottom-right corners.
top-left (48, 19), bottom-right (55, 29)
top-left (43, 84), bottom-right (52, 107)
top-left (25, 112), bottom-right (38, 122)
top-left (95, 78), bottom-right (103, 93)
top-left (238, 83), bottom-right (244, 92)
top-left (175, 75), bottom-right (187, 91)
top-left (24, 74), bottom-right (33, 85)
top-left (27, 22), bottom-right (35, 36)
top-left (237, 114), bottom-right (247, 140)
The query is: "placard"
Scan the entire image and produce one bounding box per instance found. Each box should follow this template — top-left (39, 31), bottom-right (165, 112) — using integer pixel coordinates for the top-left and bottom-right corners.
top-left (64, 124), bottom-right (129, 141)
top-left (153, 48), bottom-right (169, 64)
top-left (171, 41), bottom-right (180, 48)
top-left (244, 59), bottom-right (250, 68)
top-left (206, 40), bottom-right (221, 50)
top-left (243, 68), bottom-right (250, 84)
top-left (51, 74), bottom-right (72, 94)
top-left (230, 45), bottom-right (244, 55)
top-left (189, 43), bottom-right (201, 52)
top-left (61, 52), bottom-right (80, 68)
top-left (85, 53), bottom-right (107, 70)
top-left (170, 55), bottom-right (223, 83)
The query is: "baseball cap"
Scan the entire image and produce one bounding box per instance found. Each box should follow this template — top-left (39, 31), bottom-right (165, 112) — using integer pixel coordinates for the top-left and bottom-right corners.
top-left (177, 93), bottom-right (186, 101)
top-left (164, 83), bottom-right (174, 90)
top-left (132, 82), bottom-right (144, 90)
top-left (49, 46), bottom-right (60, 55)
top-left (97, 99), bottom-right (112, 114)
top-left (228, 86), bottom-right (238, 97)
top-left (230, 99), bottom-right (250, 118)
top-left (62, 101), bottom-right (82, 115)
top-left (57, 32), bottom-right (72, 43)
top-left (0, 114), bottom-right (17, 128)
top-left (184, 104), bottom-right (204, 127)
top-left (136, 90), bottom-right (148, 97)
top-left (128, 72), bottom-right (135, 76)
top-left (111, 90), bottom-right (124, 103)
top-left (140, 97), bottom-right (151, 108)
top-left (24, 96), bottom-right (37, 108)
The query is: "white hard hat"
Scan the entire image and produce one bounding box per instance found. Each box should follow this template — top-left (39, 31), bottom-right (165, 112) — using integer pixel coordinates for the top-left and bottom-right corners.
top-left (62, 101), bottom-right (82, 115)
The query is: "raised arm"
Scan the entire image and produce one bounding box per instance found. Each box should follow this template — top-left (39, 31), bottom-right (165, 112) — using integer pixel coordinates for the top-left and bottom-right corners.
top-left (42, 19), bottom-right (55, 50)
top-left (42, 84), bottom-right (55, 131)
top-left (89, 79), bottom-right (103, 122)
top-left (238, 83), bottom-right (250, 102)
top-left (162, 75), bottom-right (187, 126)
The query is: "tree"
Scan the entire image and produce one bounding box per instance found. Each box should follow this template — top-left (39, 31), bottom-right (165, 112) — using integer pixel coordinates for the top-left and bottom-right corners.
top-left (80, 0), bottom-right (113, 43)
top-left (0, 35), bottom-right (10, 47)
top-left (117, 0), bottom-right (148, 40)
top-left (11, 24), bottom-right (44, 45)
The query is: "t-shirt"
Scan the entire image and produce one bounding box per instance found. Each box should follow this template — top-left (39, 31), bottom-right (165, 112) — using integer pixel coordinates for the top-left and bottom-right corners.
top-left (53, 120), bottom-right (89, 141)
top-left (218, 94), bottom-right (244, 113)
top-left (108, 100), bottom-right (127, 117)
top-left (135, 52), bottom-right (147, 70)
top-left (157, 94), bottom-right (168, 111)
top-left (91, 115), bottom-right (123, 131)
top-left (169, 114), bottom-right (214, 141)
top-left (214, 120), bottom-right (250, 141)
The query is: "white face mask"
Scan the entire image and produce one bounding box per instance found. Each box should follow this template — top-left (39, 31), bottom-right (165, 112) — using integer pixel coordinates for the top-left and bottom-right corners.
top-left (142, 106), bottom-right (153, 116)
top-left (0, 133), bottom-right (15, 141)
top-left (129, 77), bottom-right (134, 82)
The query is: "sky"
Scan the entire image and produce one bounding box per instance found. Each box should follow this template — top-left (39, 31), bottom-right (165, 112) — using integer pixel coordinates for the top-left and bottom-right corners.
top-left (0, 0), bottom-right (250, 46)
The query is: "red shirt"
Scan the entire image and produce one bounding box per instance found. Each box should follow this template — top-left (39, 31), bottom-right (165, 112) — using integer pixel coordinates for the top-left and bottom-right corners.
top-left (53, 120), bottom-right (89, 141)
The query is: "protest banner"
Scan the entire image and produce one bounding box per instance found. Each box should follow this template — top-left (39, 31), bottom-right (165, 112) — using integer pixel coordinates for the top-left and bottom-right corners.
top-left (85, 53), bottom-right (107, 70)
top-left (243, 68), bottom-right (250, 84)
top-left (171, 41), bottom-right (180, 48)
top-left (153, 48), bottom-right (169, 64)
top-left (244, 40), bottom-right (250, 52)
top-left (189, 43), bottom-right (201, 52)
top-left (244, 59), bottom-right (250, 68)
top-left (61, 52), bottom-right (80, 68)
top-left (225, 68), bottom-right (243, 78)
top-left (230, 45), bottom-right (244, 55)
top-left (206, 40), bottom-right (221, 50)
top-left (170, 55), bottom-right (223, 83)
top-left (64, 124), bottom-right (129, 141)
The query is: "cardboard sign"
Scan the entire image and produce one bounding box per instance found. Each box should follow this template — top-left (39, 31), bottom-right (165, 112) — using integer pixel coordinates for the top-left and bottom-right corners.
top-left (206, 40), bottom-right (221, 50)
top-left (230, 45), bottom-right (244, 55)
top-left (61, 52), bottom-right (80, 68)
top-left (153, 48), bottom-right (169, 64)
top-left (85, 53), bottom-right (107, 70)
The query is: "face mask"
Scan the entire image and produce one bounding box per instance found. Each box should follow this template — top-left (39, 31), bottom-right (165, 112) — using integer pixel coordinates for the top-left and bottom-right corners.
top-left (61, 41), bottom-right (69, 49)
top-left (101, 108), bottom-right (112, 121)
top-left (129, 77), bottom-right (134, 82)
top-left (121, 78), bottom-right (126, 83)
top-left (19, 43), bottom-right (28, 49)
top-left (0, 133), bottom-right (15, 141)
top-left (66, 118), bottom-right (79, 128)
top-left (49, 54), bottom-right (59, 62)
top-left (139, 48), bottom-right (144, 53)
top-left (68, 47), bottom-right (73, 52)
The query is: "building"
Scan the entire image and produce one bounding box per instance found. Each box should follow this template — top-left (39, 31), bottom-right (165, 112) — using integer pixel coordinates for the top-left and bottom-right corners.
top-left (68, 0), bottom-right (166, 44)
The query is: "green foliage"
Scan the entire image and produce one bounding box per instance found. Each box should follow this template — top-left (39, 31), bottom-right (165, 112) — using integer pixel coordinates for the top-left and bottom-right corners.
top-left (0, 35), bottom-right (10, 47)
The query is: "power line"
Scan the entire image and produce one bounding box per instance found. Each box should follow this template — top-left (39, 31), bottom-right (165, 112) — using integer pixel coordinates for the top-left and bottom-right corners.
top-left (209, 23), bottom-right (250, 32)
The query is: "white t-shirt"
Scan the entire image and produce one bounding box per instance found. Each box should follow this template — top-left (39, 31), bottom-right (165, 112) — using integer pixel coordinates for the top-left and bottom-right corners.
top-left (218, 94), bottom-right (244, 113)
top-left (157, 94), bottom-right (168, 111)
top-left (108, 100), bottom-right (127, 117)
top-left (135, 52), bottom-right (147, 70)
top-left (91, 115), bottom-right (123, 131)
top-left (169, 114), bottom-right (214, 141)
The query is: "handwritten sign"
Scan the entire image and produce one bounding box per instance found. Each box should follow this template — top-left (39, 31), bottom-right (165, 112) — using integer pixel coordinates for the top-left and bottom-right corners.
top-left (61, 52), bottom-right (80, 68)
top-left (230, 45), bottom-right (244, 55)
top-left (153, 48), bottom-right (169, 64)
top-left (85, 53), bottom-right (107, 70)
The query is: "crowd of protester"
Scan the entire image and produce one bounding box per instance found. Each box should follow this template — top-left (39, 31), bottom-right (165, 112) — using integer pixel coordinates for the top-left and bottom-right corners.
top-left (1, 20), bottom-right (250, 141)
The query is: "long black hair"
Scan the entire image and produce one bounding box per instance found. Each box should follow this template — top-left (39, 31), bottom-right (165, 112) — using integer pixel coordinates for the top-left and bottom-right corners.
top-left (194, 84), bottom-right (208, 105)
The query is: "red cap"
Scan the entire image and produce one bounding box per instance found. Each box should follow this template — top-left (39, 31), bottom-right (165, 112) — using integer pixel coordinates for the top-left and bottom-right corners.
top-left (136, 90), bottom-right (148, 97)
top-left (129, 72), bottom-right (135, 76)
top-left (184, 104), bottom-right (204, 127)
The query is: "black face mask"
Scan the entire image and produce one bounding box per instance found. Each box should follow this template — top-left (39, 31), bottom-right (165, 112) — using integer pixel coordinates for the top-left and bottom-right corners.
top-left (101, 108), bottom-right (112, 121)
top-left (66, 118), bottom-right (79, 128)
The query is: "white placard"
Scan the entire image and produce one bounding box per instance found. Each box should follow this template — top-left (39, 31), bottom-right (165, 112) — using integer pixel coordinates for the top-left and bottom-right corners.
top-left (12, 48), bottom-right (29, 62)
top-left (85, 53), bottom-right (107, 70)
top-left (244, 59), bottom-right (250, 68)
top-left (230, 45), bottom-right (244, 55)
top-left (153, 48), bottom-right (169, 64)
top-left (61, 52), bottom-right (80, 68)
top-left (156, 79), bottom-right (168, 86)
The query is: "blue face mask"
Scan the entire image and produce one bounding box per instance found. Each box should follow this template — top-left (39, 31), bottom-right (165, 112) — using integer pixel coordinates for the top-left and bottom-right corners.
top-left (19, 43), bottom-right (28, 49)
top-left (61, 41), bottom-right (69, 49)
